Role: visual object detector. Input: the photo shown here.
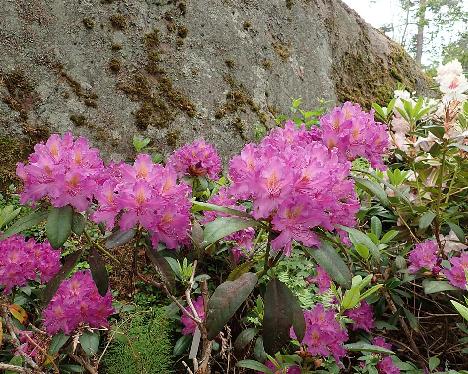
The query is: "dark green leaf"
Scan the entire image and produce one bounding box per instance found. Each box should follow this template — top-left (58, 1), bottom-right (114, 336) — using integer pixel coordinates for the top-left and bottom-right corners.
top-left (202, 217), bottom-right (259, 247)
top-left (354, 177), bottom-right (389, 206)
top-left (236, 360), bottom-right (273, 373)
top-left (79, 331), bottom-right (100, 356)
top-left (380, 230), bottom-right (399, 244)
top-left (429, 356), bottom-right (440, 371)
top-left (49, 333), bottom-right (69, 354)
top-left (42, 249), bottom-right (84, 304)
top-left (88, 247), bottom-right (109, 296)
top-left (254, 336), bottom-right (267, 362)
top-left (191, 220), bottom-right (204, 249)
top-left (344, 342), bottom-right (393, 354)
top-left (419, 211), bottom-right (436, 230)
top-left (105, 228), bottom-right (136, 249)
top-left (307, 241), bottom-right (352, 288)
top-left (227, 261), bottom-right (255, 281)
top-left (340, 226), bottom-right (380, 262)
top-left (371, 216), bottom-right (382, 239)
top-left (263, 278), bottom-right (305, 354)
top-left (173, 335), bottom-right (192, 356)
top-left (192, 201), bottom-right (252, 218)
top-left (403, 308), bottom-right (419, 332)
top-left (145, 247), bottom-right (175, 291)
top-left (234, 328), bottom-right (258, 351)
top-left (206, 272), bottom-right (258, 340)
top-left (0, 210), bottom-right (48, 239)
top-left (422, 279), bottom-right (458, 294)
top-left (447, 222), bottom-right (465, 242)
top-left (71, 212), bottom-right (86, 236)
top-left (46, 206), bottom-right (73, 248)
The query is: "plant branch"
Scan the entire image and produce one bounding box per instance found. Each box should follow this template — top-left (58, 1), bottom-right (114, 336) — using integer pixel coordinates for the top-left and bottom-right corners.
top-left (83, 230), bottom-right (122, 266)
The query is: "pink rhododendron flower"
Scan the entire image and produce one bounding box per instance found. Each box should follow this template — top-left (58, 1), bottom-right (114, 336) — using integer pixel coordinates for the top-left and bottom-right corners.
top-left (202, 188), bottom-right (254, 262)
top-left (318, 102), bottom-right (389, 170)
top-left (408, 240), bottom-right (440, 274)
top-left (377, 356), bottom-right (400, 374)
top-left (372, 336), bottom-right (392, 350)
top-left (181, 296), bottom-right (205, 335)
top-left (0, 235), bottom-right (60, 294)
top-left (43, 270), bottom-right (114, 335)
top-left (291, 303), bottom-right (348, 363)
top-left (443, 252), bottom-right (468, 289)
top-left (17, 132), bottom-right (104, 211)
top-left (261, 361), bottom-right (301, 374)
top-left (228, 121), bottom-right (359, 255)
top-left (168, 139), bottom-right (222, 179)
top-left (345, 301), bottom-right (375, 332)
top-left (92, 154), bottom-right (192, 249)
top-left (310, 266), bottom-right (331, 294)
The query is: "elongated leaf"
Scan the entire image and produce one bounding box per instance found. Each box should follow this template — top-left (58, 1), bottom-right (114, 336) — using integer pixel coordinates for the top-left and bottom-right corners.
top-left (71, 212), bottom-right (86, 236)
top-left (345, 342), bottom-right (393, 355)
top-left (46, 206), bottom-right (73, 248)
top-left (236, 360), bottom-right (273, 373)
top-left (234, 328), bottom-right (258, 351)
top-left (206, 272), bottom-right (257, 340)
top-left (173, 335), bottom-right (192, 356)
top-left (380, 230), bottom-right (399, 244)
top-left (451, 301), bottom-right (468, 322)
top-left (263, 278), bottom-right (305, 354)
top-left (42, 249), bottom-right (84, 304)
top-left (447, 222), bottom-right (465, 243)
top-left (341, 287), bottom-right (360, 310)
top-left (227, 261), bottom-right (255, 281)
top-left (339, 226), bottom-right (380, 262)
top-left (0, 206), bottom-right (21, 229)
top-left (371, 216), bottom-right (382, 239)
top-left (422, 279), bottom-right (458, 294)
top-left (354, 177), bottom-right (389, 206)
top-left (202, 217), bottom-right (259, 247)
top-left (419, 211), bottom-right (436, 230)
top-left (88, 247), bottom-right (109, 296)
top-left (105, 228), bottom-right (136, 249)
top-left (79, 331), bottom-right (100, 356)
top-left (254, 336), bottom-right (267, 362)
top-left (145, 247), bottom-right (175, 291)
top-left (192, 201), bottom-right (252, 218)
top-left (0, 210), bottom-right (48, 239)
top-left (307, 241), bottom-right (352, 288)
top-left (49, 333), bottom-right (69, 354)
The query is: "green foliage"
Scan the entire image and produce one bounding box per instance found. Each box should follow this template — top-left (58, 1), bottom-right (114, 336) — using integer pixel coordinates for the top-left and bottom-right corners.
top-left (102, 308), bottom-right (174, 374)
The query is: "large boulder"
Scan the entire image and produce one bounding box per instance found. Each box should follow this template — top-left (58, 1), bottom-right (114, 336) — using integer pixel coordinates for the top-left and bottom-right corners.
top-left (0, 0), bottom-right (430, 186)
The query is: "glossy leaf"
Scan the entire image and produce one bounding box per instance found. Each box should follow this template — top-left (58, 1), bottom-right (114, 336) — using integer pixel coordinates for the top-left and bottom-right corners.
top-left (105, 228), bottom-right (136, 249)
top-left (419, 211), bottom-right (436, 230)
top-left (206, 272), bottom-right (257, 340)
top-left (71, 212), bottom-right (86, 236)
top-left (46, 206), bottom-right (73, 249)
top-left (234, 328), bottom-right (258, 351)
top-left (340, 226), bottom-right (380, 262)
top-left (422, 279), bottom-right (458, 294)
top-left (202, 217), bottom-right (259, 247)
top-left (88, 247), bottom-right (109, 296)
top-left (354, 177), bottom-right (389, 206)
top-left (145, 247), bottom-right (175, 291)
top-left (370, 216), bottom-right (382, 239)
top-left (227, 260), bottom-right (255, 281)
top-left (345, 342), bottom-right (393, 354)
top-left (307, 241), bottom-right (352, 288)
top-left (173, 335), bottom-right (192, 356)
top-left (236, 360), bottom-right (273, 373)
top-left (254, 336), bottom-right (267, 362)
top-left (79, 331), bottom-right (100, 356)
top-left (0, 206), bottom-right (21, 229)
top-left (49, 333), bottom-right (70, 354)
top-left (451, 301), bottom-right (468, 322)
top-left (0, 210), bottom-right (48, 239)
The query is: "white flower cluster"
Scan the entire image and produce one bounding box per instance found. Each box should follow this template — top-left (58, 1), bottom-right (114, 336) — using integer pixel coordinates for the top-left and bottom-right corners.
top-left (435, 59), bottom-right (468, 103)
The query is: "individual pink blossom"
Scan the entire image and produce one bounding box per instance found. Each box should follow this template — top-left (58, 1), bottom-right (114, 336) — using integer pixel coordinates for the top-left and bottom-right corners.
top-left (202, 188), bottom-right (255, 261)
top-left (168, 139), bottom-right (222, 180)
top-left (0, 235), bottom-right (60, 294)
top-left (92, 155), bottom-right (192, 249)
top-left (181, 296), bottom-right (205, 336)
top-left (372, 336), bottom-right (392, 350)
top-left (291, 304), bottom-right (348, 363)
top-left (42, 271), bottom-right (114, 335)
top-left (17, 133), bottom-right (104, 211)
top-left (443, 252), bottom-right (468, 289)
top-left (310, 266), bottom-right (331, 294)
top-left (377, 356), bottom-right (400, 374)
top-left (318, 102), bottom-right (389, 170)
top-left (228, 121), bottom-right (359, 255)
top-left (408, 240), bottom-right (440, 274)
top-left (261, 361), bottom-right (301, 374)
top-left (345, 301), bottom-right (375, 332)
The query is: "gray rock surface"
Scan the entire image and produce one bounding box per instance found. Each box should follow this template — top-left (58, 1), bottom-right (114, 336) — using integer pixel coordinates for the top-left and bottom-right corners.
top-left (0, 0), bottom-right (430, 164)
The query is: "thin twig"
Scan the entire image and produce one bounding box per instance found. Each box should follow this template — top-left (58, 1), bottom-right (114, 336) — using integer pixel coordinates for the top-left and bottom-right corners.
top-left (0, 363), bottom-right (33, 373)
top-left (70, 354), bottom-right (98, 374)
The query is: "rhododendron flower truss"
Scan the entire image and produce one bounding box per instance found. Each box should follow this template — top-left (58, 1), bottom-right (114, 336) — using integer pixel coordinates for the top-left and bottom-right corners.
top-left (168, 139), bottom-right (222, 180)
top-left (92, 154), bottom-right (192, 249)
top-left (443, 252), bottom-right (468, 289)
top-left (202, 187), bottom-right (255, 262)
top-left (319, 102), bottom-right (389, 170)
top-left (291, 304), bottom-right (348, 363)
top-left (43, 270), bottom-right (114, 335)
top-left (345, 301), bottom-right (375, 332)
top-left (408, 240), bottom-right (440, 274)
top-left (181, 296), bottom-right (205, 335)
top-left (17, 132), bottom-right (104, 211)
top-left (228, 121), bottom-right (359, 255)
top-left (0, 235), bottom-right (60, 294)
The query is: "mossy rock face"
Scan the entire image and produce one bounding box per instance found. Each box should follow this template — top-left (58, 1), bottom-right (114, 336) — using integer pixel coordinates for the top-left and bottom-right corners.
top-left (0, 0), bottom-right (431, 162)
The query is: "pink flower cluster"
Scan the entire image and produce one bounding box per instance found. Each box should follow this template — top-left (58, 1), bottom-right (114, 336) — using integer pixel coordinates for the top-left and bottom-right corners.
top-left (181, 296), bottom-right (205, 335)
top-left (263, 361), bottom-right (301, 374)
top-left (345, 301), bottom-right (374, 332)
top-left (228, 121), bottom-right (359, 255)
top-left (444, 252), bottom-right (468, 289)
top-left (291, 303), bottom-right (348, 362)
top-left (43, 270), bottom-right (113, 335)
top-left (318, 102), bottom-right (389, 170)
top-left (92, 154), bottom-right (192, 249)
top-left (408, 240), bottom-right (440, 274)
top-left (17, 133), bottom-right (104, 211)
top-left (202, 188), bottom-right (255, 262)
top-left (372, 337), bottom-right (400, 374)
top-left (0, 235), bottom-right (60, 294)
top-left (309, 266), bottom-right (331, 294)
top-left (168, 139), bottom-right (222, 180)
